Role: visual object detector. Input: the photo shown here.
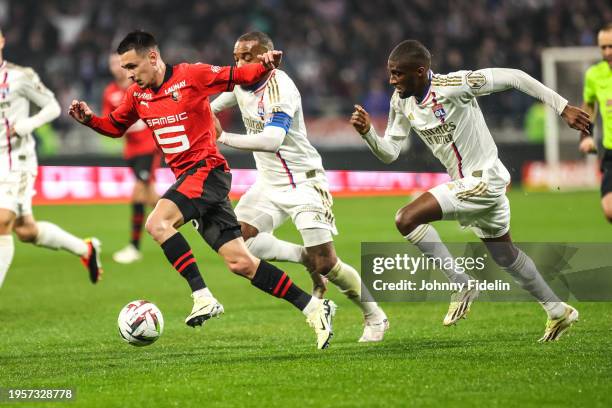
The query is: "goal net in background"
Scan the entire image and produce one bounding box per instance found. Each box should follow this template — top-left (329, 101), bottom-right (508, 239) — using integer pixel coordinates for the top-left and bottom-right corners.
top-left (524, 46), bottom-right (601, 191)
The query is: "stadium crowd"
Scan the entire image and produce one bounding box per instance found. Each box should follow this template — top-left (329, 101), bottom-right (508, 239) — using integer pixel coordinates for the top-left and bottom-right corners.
top-left (1, 0), bottom-right (610, 139)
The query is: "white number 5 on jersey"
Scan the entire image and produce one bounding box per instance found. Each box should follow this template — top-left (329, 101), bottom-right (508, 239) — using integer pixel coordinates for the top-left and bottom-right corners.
top-left (153, 125), bottom-right (190, 154)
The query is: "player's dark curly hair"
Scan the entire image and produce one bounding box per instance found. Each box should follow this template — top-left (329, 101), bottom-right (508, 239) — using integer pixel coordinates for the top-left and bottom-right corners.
top-left (237, 31), bottom-right (274, 51)
top-left (117, 30), bottom-right (158, 55)
top-left (389, 40), bottom-right (431, 68)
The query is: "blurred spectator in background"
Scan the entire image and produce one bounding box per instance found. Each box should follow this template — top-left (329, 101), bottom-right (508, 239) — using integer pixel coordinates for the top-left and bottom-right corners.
top-left (2, 0), bottom-right (610, 153)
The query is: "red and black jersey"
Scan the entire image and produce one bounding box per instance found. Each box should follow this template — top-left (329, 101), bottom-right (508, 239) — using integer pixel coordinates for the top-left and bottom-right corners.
top-left (101, 82), bottom-right (157, 159)
top-left (88, 62), bottom-right (269, 177)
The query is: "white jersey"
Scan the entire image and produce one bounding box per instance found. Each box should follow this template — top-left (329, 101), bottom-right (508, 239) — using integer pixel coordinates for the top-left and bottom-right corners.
top-left (212, 69), bottom-right (324, 188)
top-left (364, 68), bottom-right (568, 184)
top-left (0, 61), bottom-right (58, 175)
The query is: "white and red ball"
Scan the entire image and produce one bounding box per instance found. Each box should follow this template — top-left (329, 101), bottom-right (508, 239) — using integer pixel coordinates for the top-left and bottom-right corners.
top-left (118, 300), bottom-right (164, 346)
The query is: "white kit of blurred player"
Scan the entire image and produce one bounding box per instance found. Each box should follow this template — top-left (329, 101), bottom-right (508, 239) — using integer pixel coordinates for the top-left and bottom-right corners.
top-left (212, 31), bottom-right (388, 342)
top-left (0, 30), bottom-right (102, 288)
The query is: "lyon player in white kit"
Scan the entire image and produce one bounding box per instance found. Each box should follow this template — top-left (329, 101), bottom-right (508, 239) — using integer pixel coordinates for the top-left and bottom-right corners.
top-left (0, 30), bottom-right (102, 288)
top-left (351, 40), bottom-right (591, 342)
top-left (212, 32), bottom-right (388, 342)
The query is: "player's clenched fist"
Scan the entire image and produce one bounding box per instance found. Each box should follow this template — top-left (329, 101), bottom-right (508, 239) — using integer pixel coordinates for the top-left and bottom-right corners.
top-left (257, 50), bottom-right (283, 70)
top-left (350, 104), bottom-right (371, 135)
top-left (68, 100), bottom-right (93, 124)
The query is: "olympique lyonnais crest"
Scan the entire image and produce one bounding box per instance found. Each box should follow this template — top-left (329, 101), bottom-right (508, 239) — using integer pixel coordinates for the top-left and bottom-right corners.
top-left (257, 98), bottom-right (265, 119)
top-left (171, 90), bottom-right (181, 102)
top-left (432, 102), bottom-right (446, 123)
top-left (0, 83), bottom-right (9, 99)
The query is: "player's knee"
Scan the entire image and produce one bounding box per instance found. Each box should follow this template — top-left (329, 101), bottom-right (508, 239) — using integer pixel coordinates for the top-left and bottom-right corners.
top-left (225, 255), bottom-right (257, 277)
top-left (394, 207), bottom-right (419, 235)
top-left (145, 216), bottom-right (169, 242)
top-left (14, 224), bottom-right (37, 243)
top-left (240, 223), bottom-right (259, 241)
top-left (304, 253), bottom-right (337, 275)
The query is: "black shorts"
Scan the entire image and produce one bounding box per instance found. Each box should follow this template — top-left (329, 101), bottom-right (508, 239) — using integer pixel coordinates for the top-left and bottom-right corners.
top-left (601, 149), bottom-right (612, 197)
top-left (127, 153), bottom-right (160, 182)
top-left (162, 163), bottom-right (241, 251)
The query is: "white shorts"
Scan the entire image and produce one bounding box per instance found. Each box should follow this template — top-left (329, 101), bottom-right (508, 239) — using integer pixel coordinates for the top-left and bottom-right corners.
top-left (429, 172), bottom-right (510, 239)
top-left (235, 179), bottom-right (338, 247)
top-left (0, 171), bottom-right (36, 217)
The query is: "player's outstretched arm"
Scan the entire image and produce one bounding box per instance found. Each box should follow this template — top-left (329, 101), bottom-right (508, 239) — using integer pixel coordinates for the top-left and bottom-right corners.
top-left (69, 99), bottom-right (127, 138)
top-left (351, 104), bottom-right (407, 164)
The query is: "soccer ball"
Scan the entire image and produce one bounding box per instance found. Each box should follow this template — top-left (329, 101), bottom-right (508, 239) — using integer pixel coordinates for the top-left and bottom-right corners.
top-left (117, 300), bottom-right (164, 346)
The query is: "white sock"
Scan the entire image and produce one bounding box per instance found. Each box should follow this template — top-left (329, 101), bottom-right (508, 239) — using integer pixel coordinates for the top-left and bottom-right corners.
top-left (405, 224), bottom-right (471, 285)
top-left (34, 221), bottom-right (88, 257)
top-left (245, 232), bottom-right (303, 263)
top-left (302, 296), bottom-right (321, 316)
top-left (192, 287), bottom-right (213, 299)
top-left (0, 234), bottom-right (15, 288)
top-left (503, 249), bottom-right (566, 319)
top-left (326, 259), bottom-right (379, 317)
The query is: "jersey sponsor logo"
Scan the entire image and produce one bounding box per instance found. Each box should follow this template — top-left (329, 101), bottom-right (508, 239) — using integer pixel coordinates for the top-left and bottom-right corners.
top-left (140, 101), bottom-right (149, 108)
top-left (466, 72), bottom-right (486, 89)
top-left (145, 112), bottom-right (188, 127)
top-left (415, 122), bottom-right (457, 145)
top-left (164, 80), bottom-right (186, 95)
top-left (133, 91), bottom-right (153, 100)
top-left (242, 115), bottom-right (265, 133)
top-left (210, 65), bottom-right (222, 73)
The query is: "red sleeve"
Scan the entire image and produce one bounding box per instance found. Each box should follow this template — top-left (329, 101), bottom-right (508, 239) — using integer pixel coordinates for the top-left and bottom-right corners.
top-left (189, 63), bottom-right (268, 94)
top-left (88, 88), bottom-right (139, 138)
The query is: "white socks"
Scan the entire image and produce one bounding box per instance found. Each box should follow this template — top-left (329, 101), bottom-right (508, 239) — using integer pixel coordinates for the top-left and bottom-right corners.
top-left (245, 232), bottom-right (303, 263)
top-left (302, 296), bottom-right (322, 315)
top-left (0, 234), bottom-right (14, 288)
top-left (34, 221), bottom-right (88, 257)
top-left (405, 224), bottom-right (471, 285)
top-left (326, 259), bottom-right (379, 317)
top-left (192, 287), bottom-right (214, 299)
top-left (504, 249), bottom-right (565, 319)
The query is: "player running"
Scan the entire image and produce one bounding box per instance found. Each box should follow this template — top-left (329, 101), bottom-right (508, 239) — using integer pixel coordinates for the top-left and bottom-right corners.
top-left (69, 31), bottom-right (336, 349)
top-left (103, 53), bottom-right (160, 264)
top-left (0, 29), bottom-right (102, 288)
top-left (351, 40), bottom-right (590, 342)
top-left (578, 23), bottom-right (612, 221)
top-left (211, 31), bottom-right (389, 342)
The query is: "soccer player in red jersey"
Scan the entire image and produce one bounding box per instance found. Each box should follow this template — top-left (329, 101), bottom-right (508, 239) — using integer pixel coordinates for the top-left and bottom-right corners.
top-left (102, 53), bottom-right (160, 264)
top-left (69, 31), bottom-right (336, 349)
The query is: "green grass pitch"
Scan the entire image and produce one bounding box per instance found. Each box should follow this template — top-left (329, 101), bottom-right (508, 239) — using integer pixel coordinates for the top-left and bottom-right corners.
top-left (1, 191), bottom-right (611, 407)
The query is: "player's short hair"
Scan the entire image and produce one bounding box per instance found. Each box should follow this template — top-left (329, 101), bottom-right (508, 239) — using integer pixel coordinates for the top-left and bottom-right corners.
top-left (600, 23), bottom-right (612, 32)
top-left (389, 40), bottom-right (431, 68)
top-left (117, 30), bottom-right (159, 55)
top-left (237, 31), bottom-right (274, 51)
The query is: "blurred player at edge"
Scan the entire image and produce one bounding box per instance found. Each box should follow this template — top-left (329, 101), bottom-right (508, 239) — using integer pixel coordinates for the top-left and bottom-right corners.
top-left (103, 53), bottom-right (160, 264)
top-left (0, 29), bottom-right (102, 288)
top-left (211, 31), bottom-right (389, 342)
top-left (69, 31), bottom-right (337, 349)
top-left (578, 23), bottom-right (612, 221)
top-left (351, 39), bottom-right (590, 342)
